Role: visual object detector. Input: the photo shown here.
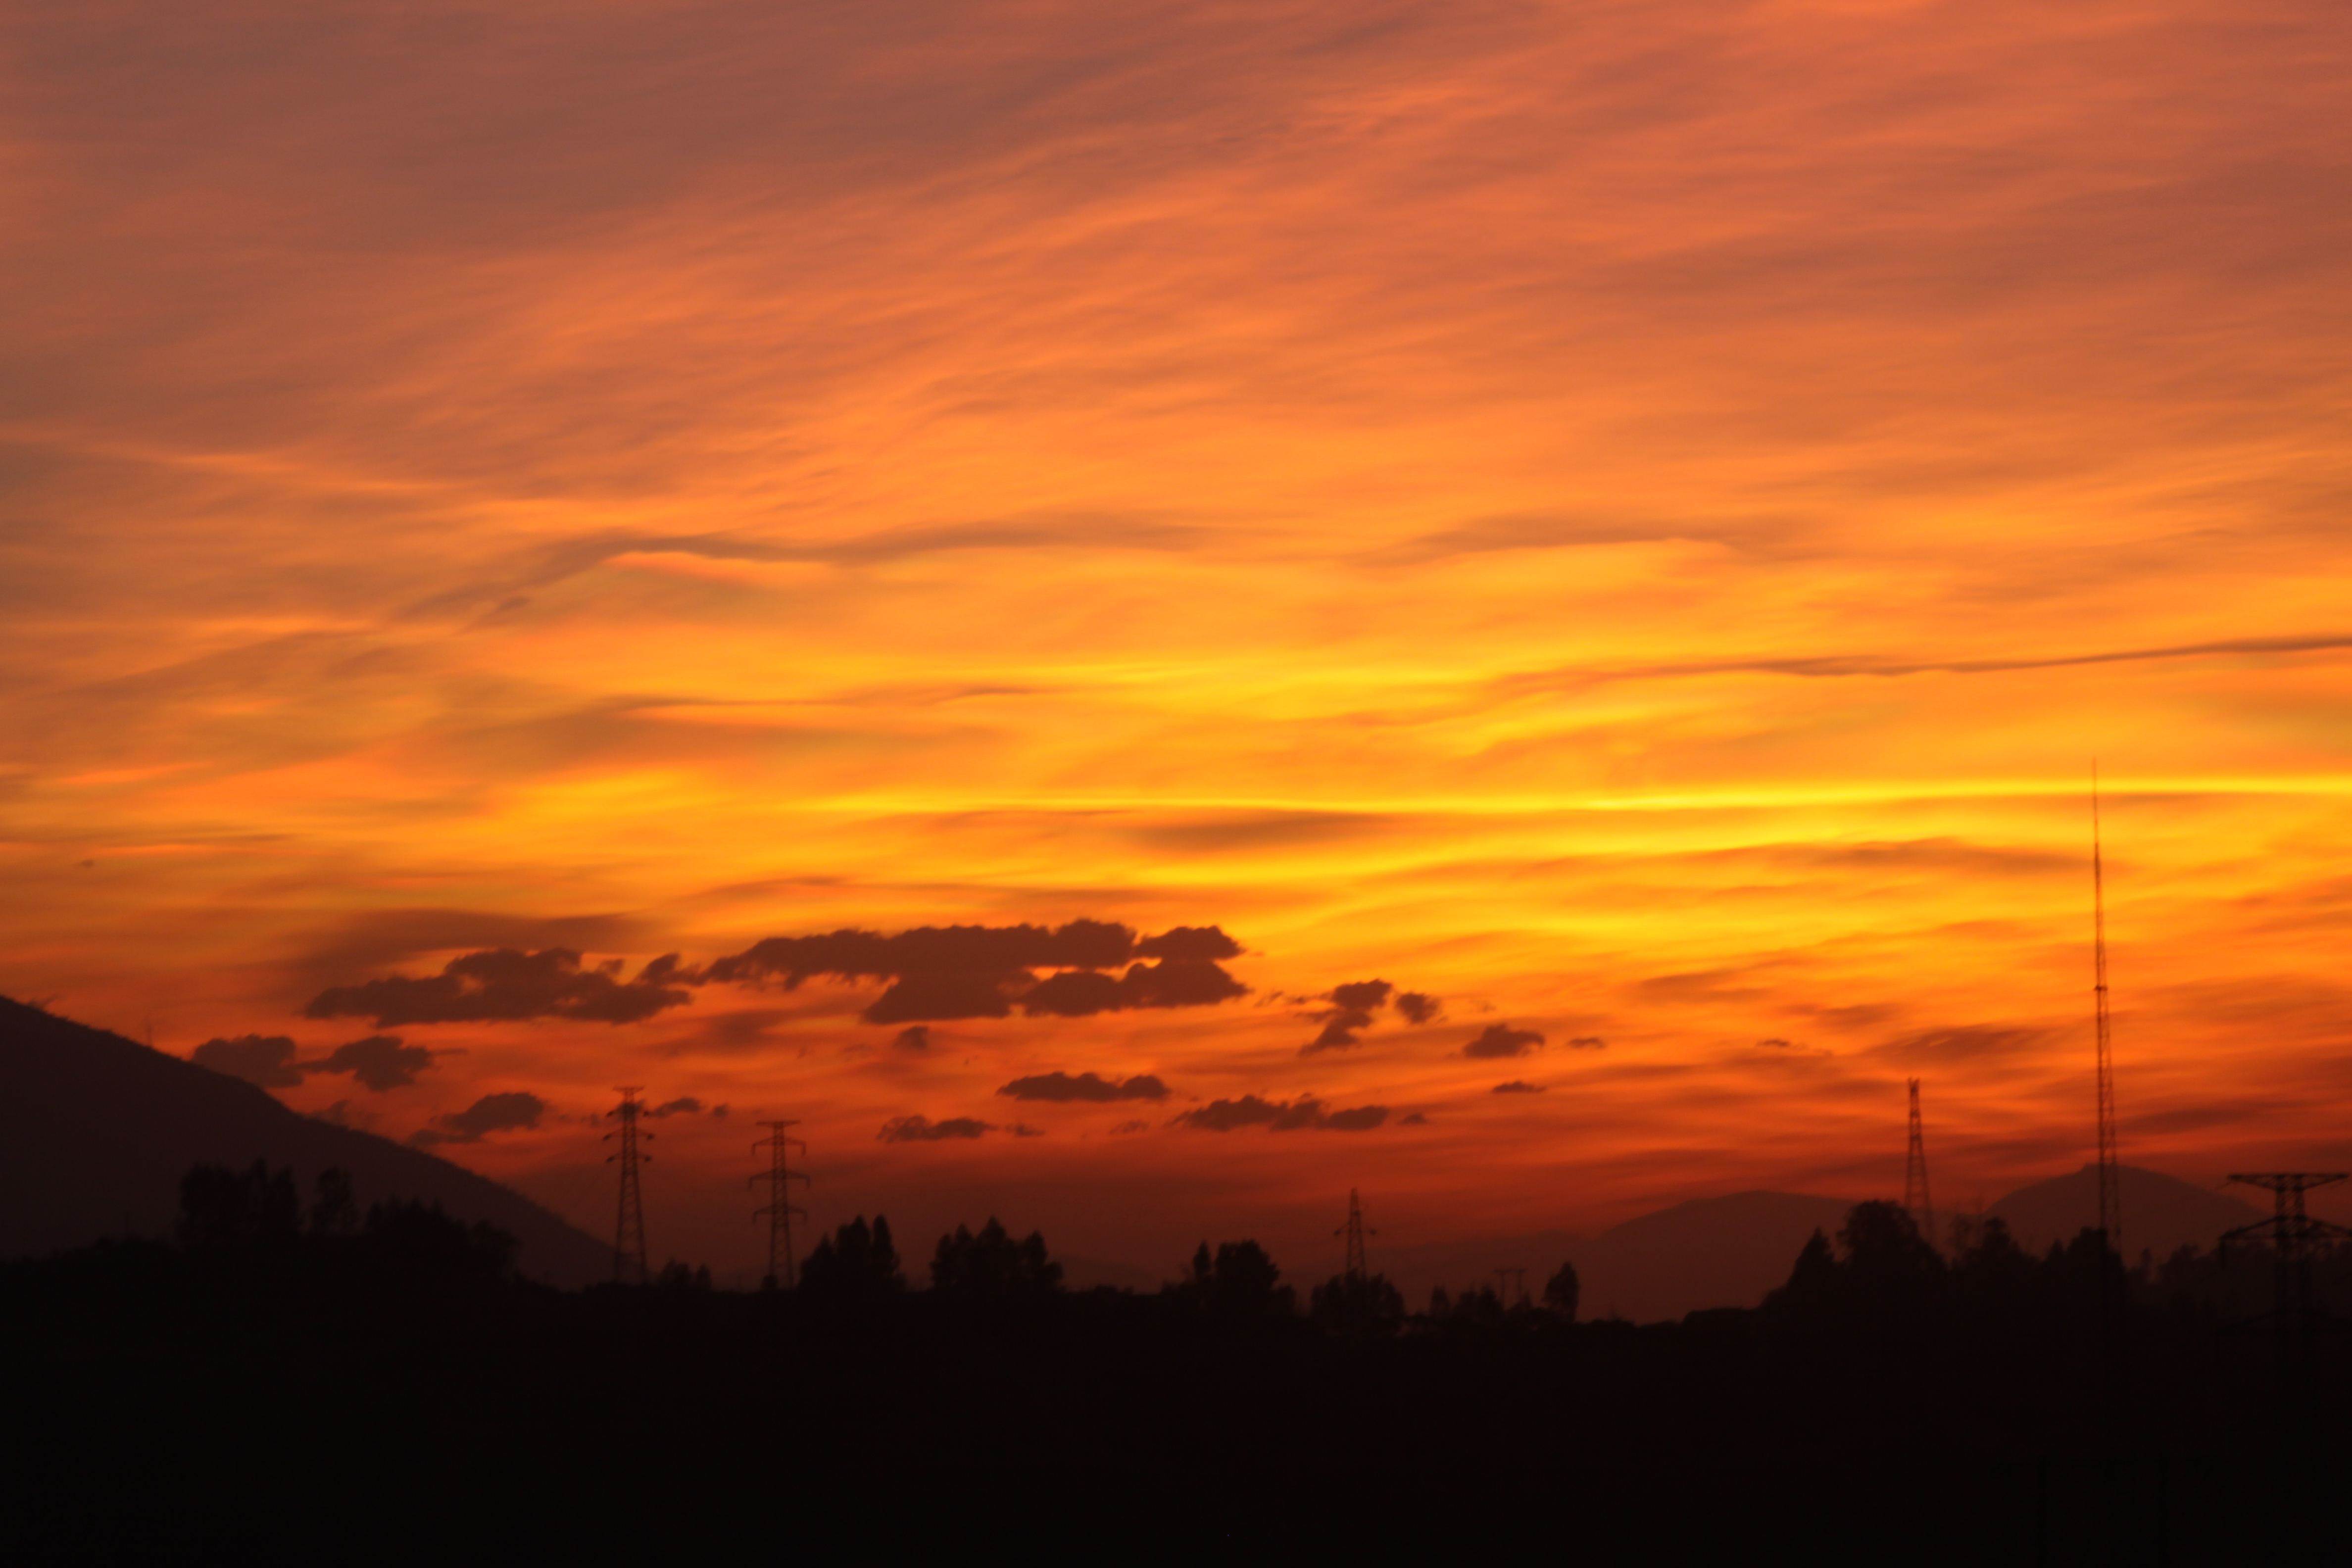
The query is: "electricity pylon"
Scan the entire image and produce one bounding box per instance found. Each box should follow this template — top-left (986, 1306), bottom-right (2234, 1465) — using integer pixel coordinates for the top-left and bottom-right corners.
top-left (751, 1120), bottom-right (810, 1289)
top-left (605, 1086), bottom-right (650, 1285)
top-left (1905, 1078), bottom-right (1935, 1250)
top-left (1337, 1188), bottom-right (1371, 1282)
top-left (2222, 1173), bottom-right (2352, 1370)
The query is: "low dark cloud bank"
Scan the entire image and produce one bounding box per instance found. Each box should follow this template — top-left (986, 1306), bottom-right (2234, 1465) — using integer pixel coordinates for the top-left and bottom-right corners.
top-left (192, 1034), bottom-right (305, 1088)
top-left (878, 1114), bottom-right (994, 1142)
top-left (1174, 1095), bottom-right (1389, 1132)
top-left (412, 1091), bottom-right (546, 1147)
top-left (997, 1071), bottom-right (1169, 1102)
top-left (307, 947), bottom-right (690, 1027)
top-left (302, 921), bottom-right (1249, 1031)
top-left (193, 1031), bottom-right (436, 1092)
top-left (313, 1034), bottom-right (433, 1090)
top-left (1300, 978), bottom-right (1442, 1054)
top-left (1464, 1024), bottom-right (1545, 1059)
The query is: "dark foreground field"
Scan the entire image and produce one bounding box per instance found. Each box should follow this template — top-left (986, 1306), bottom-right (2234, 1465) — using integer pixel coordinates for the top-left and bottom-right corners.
top-left (5, 1218), bottom-right (2347, 1565)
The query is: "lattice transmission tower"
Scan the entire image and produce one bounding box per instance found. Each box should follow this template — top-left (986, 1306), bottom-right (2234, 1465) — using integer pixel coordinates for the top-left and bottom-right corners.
top-left (2092, 773), bottom-right (2122, 1254)
top-left (605, 1086), bottom-right (650, 1285)
top-left (1337, 1188), bottom-right (1371, 1281)
top-left (750, 1119), bottom-right (809, 1289)
top-left (1904, 1078), bottom-right (1936, 1249)
top-left (2222, 1173), bottom-right (2352, 1368)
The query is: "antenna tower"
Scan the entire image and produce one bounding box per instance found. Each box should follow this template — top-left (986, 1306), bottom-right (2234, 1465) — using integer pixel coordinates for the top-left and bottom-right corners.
top-left (1904, 1078), bottom-right (1936, 1249)
top-left (605, 1086), bottom-right (650, 1285)
top-left (750, 1120), bottom-right (810, 1289)
top-left (1338, 1188), bottom-right (1371, 1281)
top-left (2222, 1173), bottom-right (2352, 1370)
top-left (2092, 772), bottom-right (2121, 1253)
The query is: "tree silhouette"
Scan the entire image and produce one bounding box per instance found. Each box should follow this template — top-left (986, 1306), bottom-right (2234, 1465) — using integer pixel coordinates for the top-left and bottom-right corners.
top-left (930, 1218), bottom-right (1063, 1297)
top-left (1764, 1227), bottom-right (1840, 1313)
top-left (1542, 1259), bottom-right (1580, 1320)
top-left (1309, 1271), bottom-right (1405, 1334)
top-left (800, 1215), bottom-right (905, 1300)
top-left (177, 1160), bottom-right (300, 1250)
top-left (1171, 1239), bottom-right (1295, 1316)
top-left (309, 1168), bottom-right (358, 1238)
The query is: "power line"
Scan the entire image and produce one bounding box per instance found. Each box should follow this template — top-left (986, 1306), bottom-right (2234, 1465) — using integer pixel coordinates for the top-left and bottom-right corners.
top-left (605, 1086), bottom-right (650, 1286)
top-left (750, 1120), bottom-right (809, 1289)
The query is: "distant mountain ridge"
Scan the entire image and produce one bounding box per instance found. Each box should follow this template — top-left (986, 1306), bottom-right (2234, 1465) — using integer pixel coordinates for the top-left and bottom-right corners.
top-left (0, 995), bottom-right (608, 1283)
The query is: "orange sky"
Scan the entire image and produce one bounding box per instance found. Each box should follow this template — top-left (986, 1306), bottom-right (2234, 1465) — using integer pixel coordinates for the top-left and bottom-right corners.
top-left (5, 0), bottom-right (2351, 1278)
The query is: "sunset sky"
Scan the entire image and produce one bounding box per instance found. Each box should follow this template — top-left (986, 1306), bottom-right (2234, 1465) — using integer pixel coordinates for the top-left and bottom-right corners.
top-left (5, 0), bottom-right (2350, 1277)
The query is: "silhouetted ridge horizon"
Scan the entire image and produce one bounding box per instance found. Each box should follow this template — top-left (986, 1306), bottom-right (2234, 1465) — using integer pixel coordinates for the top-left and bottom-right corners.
top-left (0, 994), bottom-right (606, 1283)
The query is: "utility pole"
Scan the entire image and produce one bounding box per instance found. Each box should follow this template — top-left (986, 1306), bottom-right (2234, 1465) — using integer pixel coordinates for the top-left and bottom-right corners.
top-left (605, 1086), bottom-right (650, 1285)
top-left (1905, 1078), bottom-right (1936, 1250)
top-left (751, 1120), bottom-right (810, 1289)
top-left (2222, 1173), bottom-right (2351, 1373)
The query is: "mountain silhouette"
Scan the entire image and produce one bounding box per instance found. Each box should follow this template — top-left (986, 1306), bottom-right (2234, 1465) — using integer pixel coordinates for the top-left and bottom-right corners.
top-left (0, 995), bottom-right (606, 1283)
top-left (1985, 1162), bottom-right (2261, 1262)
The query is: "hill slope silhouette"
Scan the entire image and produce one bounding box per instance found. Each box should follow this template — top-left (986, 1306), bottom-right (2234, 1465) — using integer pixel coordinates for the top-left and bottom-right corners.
top-left (0, 995), bottom-right (606, 1283)
top-left (1988, 1162), bottom-right (2260, 1260)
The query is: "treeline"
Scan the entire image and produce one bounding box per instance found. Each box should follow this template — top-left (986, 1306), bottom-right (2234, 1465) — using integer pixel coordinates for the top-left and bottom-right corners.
top-left (110, 1163), bottom-right (2352, 1339)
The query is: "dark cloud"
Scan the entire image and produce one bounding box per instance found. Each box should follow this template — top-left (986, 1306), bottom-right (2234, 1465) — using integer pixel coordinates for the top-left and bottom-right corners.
top-left (647, 1096), bottom-right (705, 1118)
top-left (190, 1034), bottom-right (304, 1088)
top-left (706, 920), bottom-right (1135, 986)
top-left (1464, 1024), bottom-right (1545, 1059)
top-left (996, 1071), bottom-right (1170, 1103)
top-left (1567, 1035), bottom-right (1606, 1050)
top-left (1300, 977), bottom-right (1426, 1053)
top-left (1020, 957), bottom-right (1247, 1017)
top-left (1010, 1124), bottom-right (1044, 1138)
top-left (701, 921), bottom-right (1247, 1023)
top-left (1108, 1119), bottom-right (1150, 1135)
top-left (1400, 1112), bottom-right (1430, 1126)
top-left (1491, 1080), bottom-right (1544, 1094)
top-left (292, 909), bottom-right (655, 987)
top-left (868, 970), bottom-right (1017, 1023)
top-left (1132, 926), bottom-right (1244, 960)
top-left (411, 1091), bottom-right (546, 1147)
top-left (1756, 1037), bottom-right (1795, 1049)
top-left (1173, 1095), bottom-right (1388, 1132)
top-left (878, 1114), bottom-right (993, 1143)
top-left (1301, 1008), bottom-right (1373, 1054)
top-left (312, 1034), bottom-right (434, 1091)
top-left (892, 1026), bottom-right (932, 1052)
top-left (306, 948), bottom-right (691, 1027)
top-left (1016, 969), bottom-right (1124, 1017)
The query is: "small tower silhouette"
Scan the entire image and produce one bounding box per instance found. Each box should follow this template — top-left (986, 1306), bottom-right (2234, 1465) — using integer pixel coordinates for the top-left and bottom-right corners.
top-left (1904, 1078), bottom-right (1935, 1249)
top-left (605, 1086), bottom-right (650, 1285)
top-left (1338, 1188), bottom-right (1371, 1281)
top-left (750, 1119), bottom-right (809, 1289)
